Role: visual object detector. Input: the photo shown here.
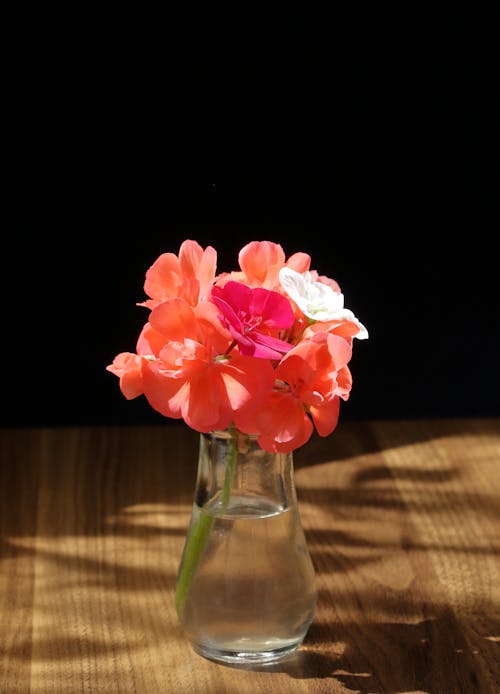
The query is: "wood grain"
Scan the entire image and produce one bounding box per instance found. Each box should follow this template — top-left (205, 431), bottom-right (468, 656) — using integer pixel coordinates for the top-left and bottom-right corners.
top-left (1, 419), bottom-right (499, 693)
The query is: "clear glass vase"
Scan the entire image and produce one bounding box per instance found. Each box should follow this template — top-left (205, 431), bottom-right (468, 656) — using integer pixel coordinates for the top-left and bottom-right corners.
top-left (175, 427), bottom-right (317, 665)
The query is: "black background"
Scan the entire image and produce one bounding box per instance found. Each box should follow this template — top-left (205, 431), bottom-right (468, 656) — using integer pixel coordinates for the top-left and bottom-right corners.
top-left (2, 6), bottom-right (498, 427)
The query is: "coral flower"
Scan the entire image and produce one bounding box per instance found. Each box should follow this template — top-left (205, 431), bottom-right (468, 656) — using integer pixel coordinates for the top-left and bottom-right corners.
top-left (105, 321), bottom-right (168, 399)
top-left (237, 332), bottom-right (353, 452)
top-left (211, 281), bottom-right (295, 359)
top-left (143, 346), bottom-right (274, 433)
top-left (216, 241), bottom-right (311, 291)
top-left (140, 239), bottom-right (217, 309)
top-left (106, 352), bottom-right (148, 400)
top-left (141, 297), bottom-right (275, 432)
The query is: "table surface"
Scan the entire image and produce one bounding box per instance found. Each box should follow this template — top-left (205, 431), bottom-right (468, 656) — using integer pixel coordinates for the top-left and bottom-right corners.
top-left (1, 418), bottom-right (499, 694)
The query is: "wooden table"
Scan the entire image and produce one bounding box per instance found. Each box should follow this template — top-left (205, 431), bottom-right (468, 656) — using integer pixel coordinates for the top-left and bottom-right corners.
top-left (1, 419), bottom-right (499, 693)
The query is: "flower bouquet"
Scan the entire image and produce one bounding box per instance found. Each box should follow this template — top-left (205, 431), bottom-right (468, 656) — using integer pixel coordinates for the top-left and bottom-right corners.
top-left (107, 239), bottom-right (367, 452)
top-left (107, 239), bottom-right (368, 664)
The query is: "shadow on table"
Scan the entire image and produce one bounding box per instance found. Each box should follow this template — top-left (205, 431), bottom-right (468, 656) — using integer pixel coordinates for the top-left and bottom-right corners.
top-left (218, 611), bottom-right (499, 693)
top-left (293, 416), bottom-right (500, 470)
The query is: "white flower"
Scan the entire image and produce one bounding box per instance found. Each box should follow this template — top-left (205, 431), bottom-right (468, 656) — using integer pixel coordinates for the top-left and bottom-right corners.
top-left (279, 267), bottom-right (369, 339)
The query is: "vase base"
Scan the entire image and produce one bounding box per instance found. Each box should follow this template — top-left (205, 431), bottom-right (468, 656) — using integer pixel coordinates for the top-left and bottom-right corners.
top-left (193, 641), bottom-right (300, 665)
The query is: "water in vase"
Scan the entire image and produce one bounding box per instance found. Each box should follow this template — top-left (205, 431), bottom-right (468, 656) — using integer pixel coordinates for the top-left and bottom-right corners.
top-left (178, 493), bottom-right (317, 664)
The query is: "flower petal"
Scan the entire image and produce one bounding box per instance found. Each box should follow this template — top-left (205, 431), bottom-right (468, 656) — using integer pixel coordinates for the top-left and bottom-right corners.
top-left (143, 253), bottom-right (181, 303)
top-left (142, 360), bottom-right (189, 420)
top-left (136, 322), bottom-right (167, 357)
top-left (254, 393), bottom-right (314, 453)
top-left (238, 241), bottom-right (286, 287)
top-left (218, 354), bottom-right (274, 411)
top-left (251, 331), bottom-right (293, 359)
top-left (309, 395), bottom-right (340, 437)
top-left (150, 298), bottom-right (198, 342)
top-left (185, 369), bottom-right (232, 432)
top-left (106, 352), bottom-right (145, 400)
top-left (250, 287), bottom-right (295, 330)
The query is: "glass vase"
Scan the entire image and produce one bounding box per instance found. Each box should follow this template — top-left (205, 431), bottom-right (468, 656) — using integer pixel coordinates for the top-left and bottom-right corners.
top-left (174, 427), bottom-right (317, 665)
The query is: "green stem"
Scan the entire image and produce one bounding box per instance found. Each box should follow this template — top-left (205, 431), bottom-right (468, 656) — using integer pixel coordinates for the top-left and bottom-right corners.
top-left (175, 428), bottom-right (239, 614)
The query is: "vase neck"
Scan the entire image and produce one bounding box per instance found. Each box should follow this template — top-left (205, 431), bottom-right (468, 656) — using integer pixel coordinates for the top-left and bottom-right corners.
top-left (195, 430), bottom-right (297, 515)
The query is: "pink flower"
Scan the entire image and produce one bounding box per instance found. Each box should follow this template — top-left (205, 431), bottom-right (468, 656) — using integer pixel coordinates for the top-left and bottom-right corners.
top-left (211, 281), bottom-right (295, 359)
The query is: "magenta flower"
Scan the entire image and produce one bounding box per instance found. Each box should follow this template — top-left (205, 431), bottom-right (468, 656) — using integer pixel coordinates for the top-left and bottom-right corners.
top-left (211, 281), bottom-right (295, 359)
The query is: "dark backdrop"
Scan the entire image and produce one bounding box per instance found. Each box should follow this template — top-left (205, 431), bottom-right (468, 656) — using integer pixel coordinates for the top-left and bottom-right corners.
top-left (3, 7), bottom-right (497, 427)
